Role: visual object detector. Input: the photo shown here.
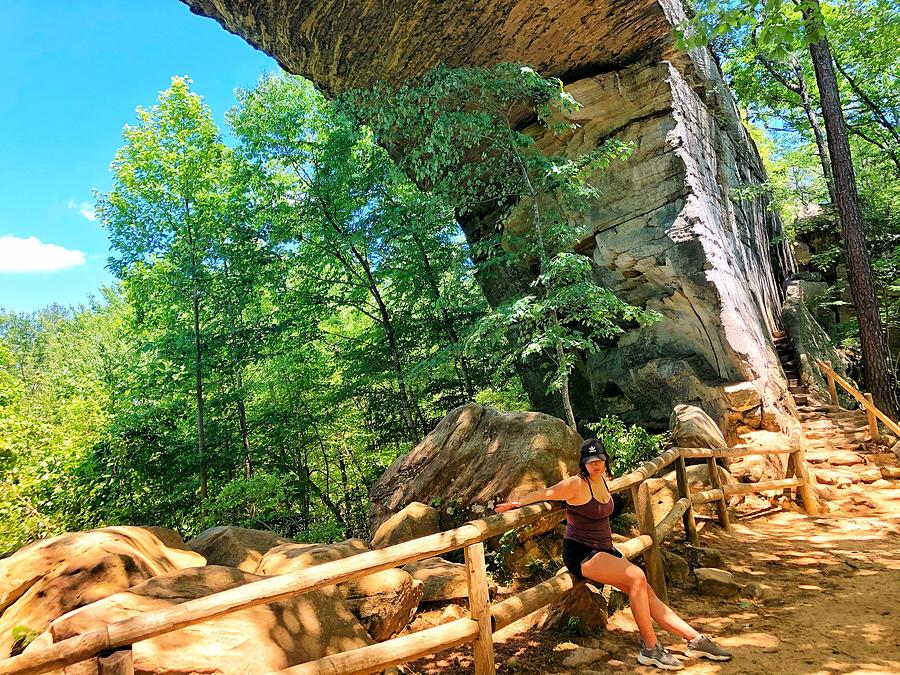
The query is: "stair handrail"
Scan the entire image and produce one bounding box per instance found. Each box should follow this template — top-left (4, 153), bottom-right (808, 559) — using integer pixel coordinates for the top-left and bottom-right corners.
top-left (814, 359), bottom-right (900, 440)
top-left (0, 442), bottom-right (816, 675)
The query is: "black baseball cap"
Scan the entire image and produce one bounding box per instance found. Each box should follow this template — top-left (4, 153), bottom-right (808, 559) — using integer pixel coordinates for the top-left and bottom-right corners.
top-left (580, 438), bottom-right (608, 463)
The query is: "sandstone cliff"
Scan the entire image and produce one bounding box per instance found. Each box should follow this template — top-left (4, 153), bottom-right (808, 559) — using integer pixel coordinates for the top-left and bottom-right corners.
top-left (182, 0), bottom-right (797, 433)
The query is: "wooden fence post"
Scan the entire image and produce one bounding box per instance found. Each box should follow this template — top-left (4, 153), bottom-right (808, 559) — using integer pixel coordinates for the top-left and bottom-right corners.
top-left (792, 454), bottom-right (817, 516)
top-left (98, 649), bottom-right (133, 675)
top-left (674, 454), bottom-right (699, 546)
top-left (864, 393), bottom-right (880, 442)
top-left (826, 361), bottom-right (839, 406)
top-left (464, 542), bottom-right (495, 675)
top-left (706, 458), bottom-right (730, 529)
top-left (632, 481), bottom-right (668, 604)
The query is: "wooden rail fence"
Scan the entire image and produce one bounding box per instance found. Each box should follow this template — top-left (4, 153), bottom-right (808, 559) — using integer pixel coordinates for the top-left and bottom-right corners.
top-left (816, 359), bottom-right (900, 441)
top-left (0, 442), bottom-right (817, 675)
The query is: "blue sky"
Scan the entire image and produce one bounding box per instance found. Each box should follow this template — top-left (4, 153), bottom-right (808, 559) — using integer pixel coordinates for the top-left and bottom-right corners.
top-left (0, 1), bottom-right (276, 312)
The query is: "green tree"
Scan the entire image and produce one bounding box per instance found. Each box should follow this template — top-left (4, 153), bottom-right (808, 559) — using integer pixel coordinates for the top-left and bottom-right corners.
top-left (98, 76), bottom-right (232, 504)
top-left (230, 74), bottom-right (485, 441)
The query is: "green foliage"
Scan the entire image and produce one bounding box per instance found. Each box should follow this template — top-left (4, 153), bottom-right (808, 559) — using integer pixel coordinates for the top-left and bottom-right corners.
top-left (10, 626), bottom-right (40, 656)
top-left (473, 383), bottom-right (531, 412)
top-left (484, 529), bottom-right (519, 579)
top-left (587, 417), bottom-right (666, 477)
top-left (344, 64), bottom-right (660, 426)
top-left (562, 616), bottom-right (589, 638)
top-left (1, 71), bottom-right (511, 547)
top-left (682, 0), bottom-right (900, 389)
top-left (207, 474), bottom-right (289, 531)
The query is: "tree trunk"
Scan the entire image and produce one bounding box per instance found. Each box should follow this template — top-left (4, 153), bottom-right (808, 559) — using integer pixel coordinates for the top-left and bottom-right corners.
top-left (337, 448), bottom-right (354, 536)
top-left (234, 368), bottom-right (252, 480)
top-left (802, 0), bottom-right (898, 415)
top-left (555, 335), bottom-right (577, 429)
top-left (791, 57), bottom-right (837, 204)
top-left (353, 248), bottom-right (419, 441)
top-left (192, 290), bottom-right (208, 502)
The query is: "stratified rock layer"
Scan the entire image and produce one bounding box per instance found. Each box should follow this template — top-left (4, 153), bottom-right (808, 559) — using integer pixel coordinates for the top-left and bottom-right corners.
top-left (182, 0), bottom-right (796, 431)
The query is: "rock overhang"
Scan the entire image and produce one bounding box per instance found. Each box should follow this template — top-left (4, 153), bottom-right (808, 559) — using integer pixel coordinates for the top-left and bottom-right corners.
top-left (182, 0), bottom-right (676, 94)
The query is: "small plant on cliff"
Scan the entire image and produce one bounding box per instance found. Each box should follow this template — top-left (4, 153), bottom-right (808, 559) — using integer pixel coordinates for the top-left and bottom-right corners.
top-left (10, 626), bottom-right (40, 657)
top-left (342, 64), bottom-right (660, 428)
top-left (588, 416), bottom-right (666, 477)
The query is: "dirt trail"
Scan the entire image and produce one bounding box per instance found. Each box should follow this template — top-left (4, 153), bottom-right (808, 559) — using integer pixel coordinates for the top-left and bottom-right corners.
top-left (409, 480), bottom-right (900, 674)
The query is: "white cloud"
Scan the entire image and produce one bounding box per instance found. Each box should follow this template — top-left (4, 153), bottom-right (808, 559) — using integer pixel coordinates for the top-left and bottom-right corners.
top-left (0, 235), bottom-right (86, 273)
top-left (79, 203), bottom-right (96, 221)
top-left (66, 199), bottom-right (97, 221)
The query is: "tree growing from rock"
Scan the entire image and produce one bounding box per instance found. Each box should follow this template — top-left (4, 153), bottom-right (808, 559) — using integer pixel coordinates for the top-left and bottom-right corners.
top-left (344, 64), bottom-right (660, 428)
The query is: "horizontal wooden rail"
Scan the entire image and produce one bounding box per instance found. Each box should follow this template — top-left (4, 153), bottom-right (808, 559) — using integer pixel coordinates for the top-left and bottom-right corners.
top-left (491, 572), bottom-right (577, 633)
top-left (679, 446), bottom-right (793, 459)
top-left (615, 534), bottom-right (654, 559)
top-left (608, 448), bottom-right (681, 493)
top-left (816, 359), bottom-right (900, 437)
top-left (691, 488), bottom-right (724, 505)
top-left (722, 478), bottom-right (802, 498)
top-left (281, 617), bottom-right (480, 675)
top-left (691, 478), bottom-right (802, 505)
top-left (0, 504), bottom-right (561, 675)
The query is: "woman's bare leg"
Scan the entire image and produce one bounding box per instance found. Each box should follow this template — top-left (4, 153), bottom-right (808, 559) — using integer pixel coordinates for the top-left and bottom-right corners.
top-left (580, 552), bottom-right (657, 647)
top-left (647, 586), bottom-right (700, 641)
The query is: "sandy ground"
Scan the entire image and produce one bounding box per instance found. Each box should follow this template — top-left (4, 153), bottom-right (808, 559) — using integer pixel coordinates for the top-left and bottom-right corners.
top-left (407, 478), bottom-right (900, 674)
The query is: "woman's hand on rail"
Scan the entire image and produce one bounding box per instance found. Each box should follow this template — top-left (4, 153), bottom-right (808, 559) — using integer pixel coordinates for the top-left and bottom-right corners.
top-left (495, 501), bottom-right (521, 513)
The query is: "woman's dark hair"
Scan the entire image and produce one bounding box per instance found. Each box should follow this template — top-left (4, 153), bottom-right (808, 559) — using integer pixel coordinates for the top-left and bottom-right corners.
top-left (579, 437), bottom-right (610, 479)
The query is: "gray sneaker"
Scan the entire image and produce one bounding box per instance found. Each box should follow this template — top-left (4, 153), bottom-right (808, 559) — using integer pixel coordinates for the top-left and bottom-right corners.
top-left (637, 642), bottom-right (684, 670)
top-left (684, 634), bottom-right (733, 661)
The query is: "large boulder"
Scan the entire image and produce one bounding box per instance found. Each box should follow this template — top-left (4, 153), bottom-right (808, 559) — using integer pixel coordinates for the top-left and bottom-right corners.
top-left (369, 404), bottom-right (581, 532)
top-left (0, 526), bottom-right (198, 615)
top-left (343, 568), bottom-right (424, 641)
top-left (403, 557), bottom-right (497, 603)
top-left (186, 526), bottom-right (294, 572)
top-left (370, 501), bottom-right (440, 549)
top-left (257, 540), bottom-right (422, 641)
top-left (0, 527), bottom-right (204, 657)
top-left (256, 539), bottom-right (368, 576)
top-left (670, 404), bottom-right (728, 448)
top-left (669, 404), bottom-right (728, 451)
top-left (27, 566), bottom-right (373, 673)
top-left (726, 429), bottom-right (790, 483)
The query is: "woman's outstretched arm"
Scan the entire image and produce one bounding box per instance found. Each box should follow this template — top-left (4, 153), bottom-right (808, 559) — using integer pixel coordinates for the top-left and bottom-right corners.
top-left (495, 476), bottom-right (580, 512)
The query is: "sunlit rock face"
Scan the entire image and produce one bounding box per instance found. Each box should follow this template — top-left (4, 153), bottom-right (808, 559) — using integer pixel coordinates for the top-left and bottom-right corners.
top-left (182, 0), bottom-right (796, 432)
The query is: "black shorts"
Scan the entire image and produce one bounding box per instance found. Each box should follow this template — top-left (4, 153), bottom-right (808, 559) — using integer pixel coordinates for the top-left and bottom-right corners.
top-left (562, 537), bottom-right (623, 579)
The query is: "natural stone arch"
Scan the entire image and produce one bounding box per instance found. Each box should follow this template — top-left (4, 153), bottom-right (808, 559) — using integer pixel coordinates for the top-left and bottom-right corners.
top-left (182, 0), bottom-right (797, 434)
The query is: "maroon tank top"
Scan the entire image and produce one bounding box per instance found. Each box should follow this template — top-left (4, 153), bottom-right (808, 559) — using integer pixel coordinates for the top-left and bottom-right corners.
top-left (565, 477), bottom-right (614, 550)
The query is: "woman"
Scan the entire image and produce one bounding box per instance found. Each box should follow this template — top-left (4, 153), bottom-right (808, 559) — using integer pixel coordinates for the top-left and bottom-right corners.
top-left (496, 438), bottom-right (732, 671)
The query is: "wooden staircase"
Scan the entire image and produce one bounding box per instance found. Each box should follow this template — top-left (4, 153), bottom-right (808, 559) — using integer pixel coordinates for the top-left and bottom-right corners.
top-left (773, 329), bottom-right (875, 466)
top-left (773, 329), bottom-right (808, 407)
